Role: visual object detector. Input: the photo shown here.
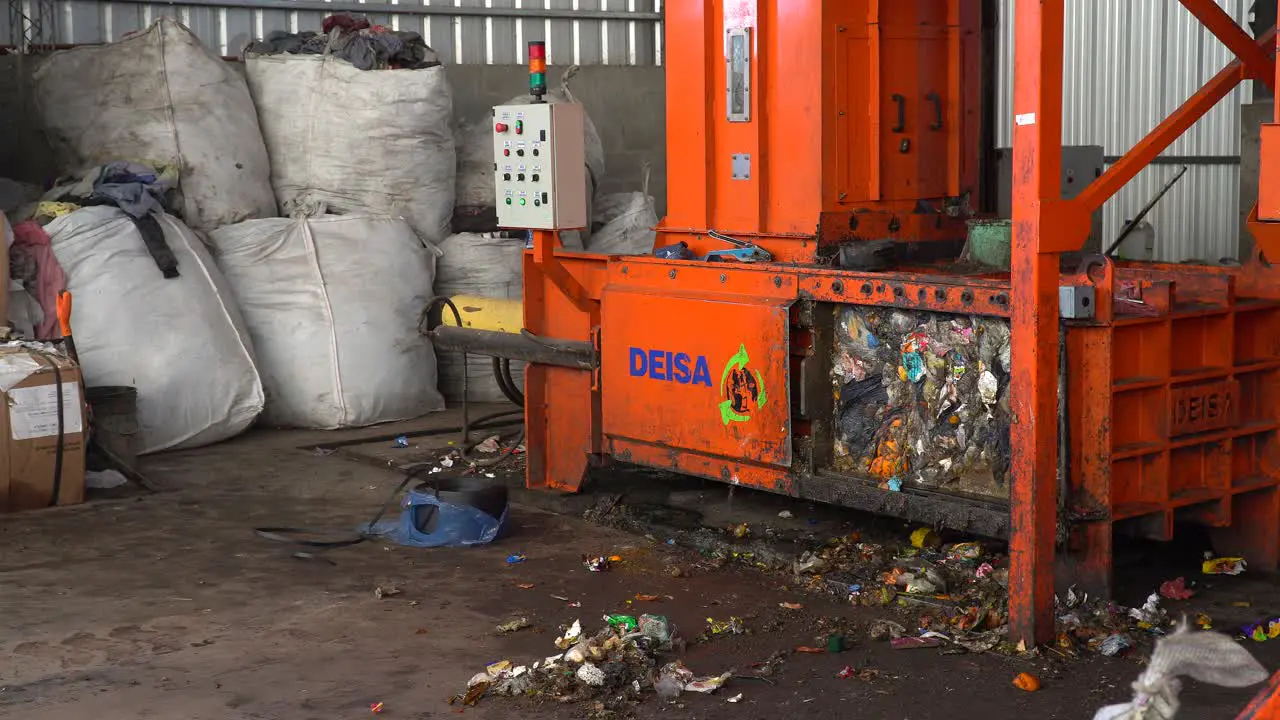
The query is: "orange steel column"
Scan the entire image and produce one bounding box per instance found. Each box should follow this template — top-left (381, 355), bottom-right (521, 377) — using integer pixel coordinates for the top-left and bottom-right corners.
top-left (1009, 0), bottom-right (1063, 647)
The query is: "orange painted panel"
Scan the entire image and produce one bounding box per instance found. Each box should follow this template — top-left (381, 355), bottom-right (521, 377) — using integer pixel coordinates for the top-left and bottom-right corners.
top-left (600, 287), bottom-right (793, 467)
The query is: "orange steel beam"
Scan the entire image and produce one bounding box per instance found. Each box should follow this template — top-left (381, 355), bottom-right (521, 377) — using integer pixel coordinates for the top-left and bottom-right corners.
top-left (1072, 27), bottom-right (1275, 220)
top-left (1009, 0), bottom-right (1063, 647)
top-left (1178, 0), bottom-right (1277, 88)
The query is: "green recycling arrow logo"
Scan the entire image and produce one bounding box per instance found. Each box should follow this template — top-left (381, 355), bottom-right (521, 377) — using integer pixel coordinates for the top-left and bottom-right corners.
top-left (719, 344), bottom-right (768, 425)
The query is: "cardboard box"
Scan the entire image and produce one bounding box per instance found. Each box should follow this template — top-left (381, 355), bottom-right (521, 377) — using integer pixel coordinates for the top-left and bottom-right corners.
top-left (0, 346), bottom-right (86, 513)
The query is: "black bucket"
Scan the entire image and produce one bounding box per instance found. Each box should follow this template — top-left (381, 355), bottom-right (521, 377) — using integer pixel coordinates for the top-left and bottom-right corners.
top-left (86, 386), bottom-right (141, 470)
top-left (410, 475), bottom-right (509, 535)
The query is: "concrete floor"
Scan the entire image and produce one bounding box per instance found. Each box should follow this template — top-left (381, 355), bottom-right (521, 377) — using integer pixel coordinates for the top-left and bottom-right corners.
top-left (1, 409), bottom-right (1276, 719)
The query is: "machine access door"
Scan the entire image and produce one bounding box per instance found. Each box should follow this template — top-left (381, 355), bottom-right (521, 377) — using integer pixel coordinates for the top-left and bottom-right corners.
top-left (600, 261), bottom-right (795, 469)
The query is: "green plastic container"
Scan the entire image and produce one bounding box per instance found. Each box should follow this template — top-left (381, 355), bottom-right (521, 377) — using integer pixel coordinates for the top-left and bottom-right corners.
top-left (965, 219), bottom-right (1013, 270)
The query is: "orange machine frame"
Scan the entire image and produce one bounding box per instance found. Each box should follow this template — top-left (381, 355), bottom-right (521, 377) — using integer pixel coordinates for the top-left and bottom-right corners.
top-left (519, 0), bottom-right (1280, 648)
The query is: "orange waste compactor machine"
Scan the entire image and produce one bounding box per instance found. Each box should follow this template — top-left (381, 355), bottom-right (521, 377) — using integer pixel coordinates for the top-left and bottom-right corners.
top-left (426, 1), bottom-right (1280, 646)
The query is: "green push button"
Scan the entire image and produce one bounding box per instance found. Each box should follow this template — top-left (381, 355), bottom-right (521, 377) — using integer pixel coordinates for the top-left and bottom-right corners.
top-left (505, 197), bottom-right (512, 205)
top-left (519, 198), bottom-right (527, 206)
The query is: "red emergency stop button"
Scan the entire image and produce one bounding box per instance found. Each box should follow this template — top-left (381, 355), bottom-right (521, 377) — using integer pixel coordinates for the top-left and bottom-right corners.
top-left (495, 122), bottom-right (509, 133)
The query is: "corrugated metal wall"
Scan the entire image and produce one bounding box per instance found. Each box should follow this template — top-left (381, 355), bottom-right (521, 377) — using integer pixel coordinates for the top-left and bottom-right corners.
top-left (997, 0), bottom-right (1253, 262)
top-left (3, 0), bottom-right (663, 65)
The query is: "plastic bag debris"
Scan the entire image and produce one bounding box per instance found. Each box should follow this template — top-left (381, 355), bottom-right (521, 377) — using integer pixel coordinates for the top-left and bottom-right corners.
top-left (1158, 577), bottom-right (1194, 600)
top-left (475, 435), bottom-right (501, 453)
top-left (777, 510), bottom-right (794, 519)
top-left (703, 617), bottom-right (746, 638)
top-left (1242, 617), bottom-right (1280, 642)
top-left (506, 554), bottom-right (527, 564)
top-left (1129, 593), bottom-right (1167, 628)
top-left (870, 620), bottom-right (908, 642)
top-left (555, 619), bottom-right (583, 650)
top-left (633, 614), bottom-right (674, 650)
top-left (1013, 672), bottom-right (1041, 692)
top-left (1202, 556), bottom-right (1246, 575)
top-left (374, 585), bottom-right (401, 599)
top-left (910, 527), bottom-right (942, 550)
top-left (85, 469), bottom-right (129, 489)
top-left (1099, 633), bottom-right (1134, 657)
top-left (891, 636), bottom-right (943, 650)
top-left (686, 672), bottom-right (732, 693)
top-left (392, 435), bottom-right (409, 448)
top-left (584, 555), bottom-right (612, 572)
top-left (1093, 625), bottom-right (1268, 720)
top-left (576, 662), bottom-right (606, 687)
top-left (605, 614), bottom-right (638, 632)
top-left (656, 662), bottom-right (693, 699)
top-left (497, 617), bottom-right (532, 633)
top-left (487, 660), bottom-right (512, 677)
top-left (793, 551), bottom-right (830, 575)
top-left (726, 692), bottom-right (744, 703)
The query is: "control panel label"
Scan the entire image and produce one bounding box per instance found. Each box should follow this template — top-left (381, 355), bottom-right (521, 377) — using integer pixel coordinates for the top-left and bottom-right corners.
top-left (1170, 379), bottom-right (1238, 437)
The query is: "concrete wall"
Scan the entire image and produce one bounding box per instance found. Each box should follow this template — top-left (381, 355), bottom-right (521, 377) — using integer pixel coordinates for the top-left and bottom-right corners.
top-left (1241, 101), bottom-right (1271, 258)
top-left (0, 58), bottom-right (667, 216)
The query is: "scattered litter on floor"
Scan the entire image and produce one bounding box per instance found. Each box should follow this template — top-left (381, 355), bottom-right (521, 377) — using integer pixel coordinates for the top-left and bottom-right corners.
top-left (84, 469), bottom-right (130, 490)
top-left (373, 585), bottom-right (401, 599)
top-left (456, 613), bottom-right (736, 711)
top-left (1012, 672), bottom-right (1041, 692)
top-left (777, 510), bottom-right (794, 519)
top-left (475, 435), bottom-right (502, 453)
top-left (1202, 555), bottom-right (1246, 575)
top-left (794, 646), bottom-right (826, 654)
top-left (369, 701), bottom-right (385, 714)
top-left (517, 583), bottom-right (535, 590)
top-left (1158, 577), bottom-right (1194, 600)
top-left (779, 602), bottom-right (804, 610)
top-left (701, 616), bottom-right (747, 640)
top-left (506, 554), bottom-right (527, 564)
top-left (726, 692), bottom-right (744, 702)
top-left (391, 435), bottom-right (409, 448)
top-left (496, 617), bottom-right (532, 634)
top-left (1241, 617), bottom-right (1280, 642)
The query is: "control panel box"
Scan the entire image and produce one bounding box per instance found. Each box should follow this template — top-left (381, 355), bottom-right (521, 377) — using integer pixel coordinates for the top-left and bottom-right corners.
top-left (493, 102), bottom-right (588, 230)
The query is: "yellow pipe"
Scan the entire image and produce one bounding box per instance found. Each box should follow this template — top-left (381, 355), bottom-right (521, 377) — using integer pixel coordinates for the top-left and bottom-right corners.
top-left (441, 294), bottom-right (523, 333)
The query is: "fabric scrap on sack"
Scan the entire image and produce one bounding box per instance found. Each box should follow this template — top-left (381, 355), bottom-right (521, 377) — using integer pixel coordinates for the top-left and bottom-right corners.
top-left (47, 206), bottom-right (263, 454)
top-left (210, 214), bottom-right (445, 429)
top-left (833, 308), bottom-right (1012, 500)
top-left (588, 162), bottom-right (658, 256)
top-left (34, 18), bottom-right (275, 230)
top-left (245, 12), bottom-right (441, 71)
top-left (246, 46), bottom-right (455, 246)
top-left (9, 221), bottom-right (67, 340)
top-left (433, 233), bottom-right (526, 404)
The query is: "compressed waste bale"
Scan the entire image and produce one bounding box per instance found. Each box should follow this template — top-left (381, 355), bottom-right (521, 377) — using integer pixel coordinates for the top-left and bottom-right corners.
top-left (210, 214), bottom-right (446, 428)
top-left (46, 207), bottom-right (264, 453)
top-left (832, 307), bottom-right (1011, 499)
top-left (246, 49), bottom-right (455, 245)
top-left (34, 18), bottom-right (275, 231)
top-left (433, 233), bottom-right (525, 404)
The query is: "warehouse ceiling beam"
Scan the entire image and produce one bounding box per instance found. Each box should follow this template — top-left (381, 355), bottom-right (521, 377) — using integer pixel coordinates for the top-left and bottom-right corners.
top-left (117, 0), bottom-right (662, 22)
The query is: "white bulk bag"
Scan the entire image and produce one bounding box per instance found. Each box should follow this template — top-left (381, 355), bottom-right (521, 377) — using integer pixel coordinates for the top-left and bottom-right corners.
top-left (246, 54), bottom-right (456, 246)
top-left (46, 207), bottom-right (264, 453)
top-left (34, 18), bottom-right (275, 231)
top-left (210, 214), bottom-right (445, 429)
top-left (433, 233), bottom-right (525, 404)
top-left (589, 164), bottom-right (658, 255)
